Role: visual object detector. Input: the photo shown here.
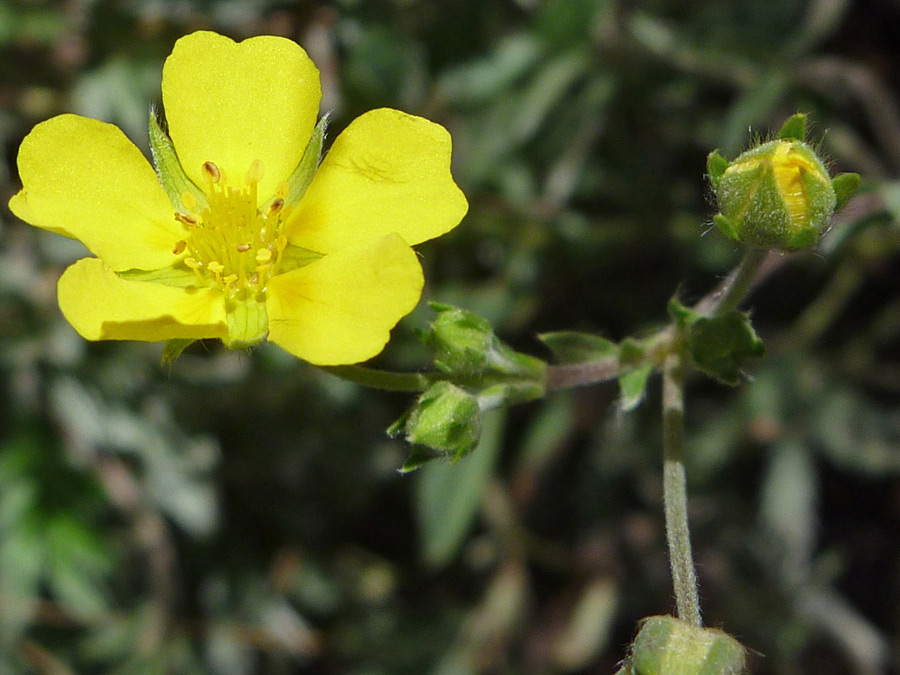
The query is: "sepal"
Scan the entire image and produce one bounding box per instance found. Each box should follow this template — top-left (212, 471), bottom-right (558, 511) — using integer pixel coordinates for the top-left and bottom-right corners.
top-left (148, 109), bottom-right (207, 212)
top-left (281, 114), bottom-right (328, 208)
top-left (688, 310), bottom-right (765, 385)
top-left (619, 615), bottom-right (747, 675)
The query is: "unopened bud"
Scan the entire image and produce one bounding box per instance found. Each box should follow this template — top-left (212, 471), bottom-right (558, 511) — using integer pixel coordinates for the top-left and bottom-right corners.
top-left (621, 615), bottom-right (747, 675)
top-left (708, 114), bottom-right (859, 251)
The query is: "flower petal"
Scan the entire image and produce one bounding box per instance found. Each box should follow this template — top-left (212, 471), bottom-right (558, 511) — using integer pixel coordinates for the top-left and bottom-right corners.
top-left (266, 233), bottom-right (423, 365)
top-left (9, 114), bottom-right (184, 271)
top-left (284, 108), bottom-right (468, 253)
top-left (58, 258), bottom-right (228, 342)
top-left (162, 31), bottom-right (321, 201)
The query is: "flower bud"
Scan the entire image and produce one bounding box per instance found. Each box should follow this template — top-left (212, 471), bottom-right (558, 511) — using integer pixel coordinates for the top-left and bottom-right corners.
top-left (620, 615), bottom-right (747, 675)
top-left (388, 382), bottom-right (481, 464)
top-left (708, 114), bottom-right (859, 251)
top-left (424, 303), bottom-right (546, 381)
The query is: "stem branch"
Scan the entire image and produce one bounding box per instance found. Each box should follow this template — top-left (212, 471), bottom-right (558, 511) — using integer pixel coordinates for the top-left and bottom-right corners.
top-left (320, 365), bottom-right (435, 392)
top-left (662, 351), bottom-right (702, 627)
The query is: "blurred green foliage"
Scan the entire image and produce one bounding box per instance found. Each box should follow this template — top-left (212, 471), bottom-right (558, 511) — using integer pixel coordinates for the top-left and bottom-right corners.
top-left (2, 0), bottom-right (900, 672)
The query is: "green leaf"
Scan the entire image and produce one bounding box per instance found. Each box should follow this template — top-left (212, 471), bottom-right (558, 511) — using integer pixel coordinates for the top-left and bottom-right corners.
top-left (148, 109), bottom-right (207, 211)
top-left (689, 310), bottom-right (765, 385)
top-left (778, 112), bottom-right (807, 141)
top-left (538, 331), bottom-right (618, 363)
top-left (414, 409), bottom-right (505, 567)
top-left (283, 115), bottom-right (328, 207)
top-left (619, 364), bottom-right (654, 412)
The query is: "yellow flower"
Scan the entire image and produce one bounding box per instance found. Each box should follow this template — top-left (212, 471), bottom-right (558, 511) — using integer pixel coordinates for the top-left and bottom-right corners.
top-left (9, 31), bottom-right (468, 365)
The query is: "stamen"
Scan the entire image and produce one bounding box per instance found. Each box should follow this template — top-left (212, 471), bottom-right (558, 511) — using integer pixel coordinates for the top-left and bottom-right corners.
top-left (202, 161), bottom-right (221, 183)
top-left (173, 160), bottom-right (294, 300)
top-left (246, 159), bottom-right (264, 185)
top-left (268, 198), bottom-right (285, 216)
top-left (181, 192), bottom-right (197, 211)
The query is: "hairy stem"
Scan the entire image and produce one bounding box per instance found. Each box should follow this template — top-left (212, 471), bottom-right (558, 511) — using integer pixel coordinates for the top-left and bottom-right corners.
top-left (709, 246), bottom-right (770, 316)
top-left (320, 365), bottom-right (435, 392)
top-left (662, 351), bottom-right (702, 627)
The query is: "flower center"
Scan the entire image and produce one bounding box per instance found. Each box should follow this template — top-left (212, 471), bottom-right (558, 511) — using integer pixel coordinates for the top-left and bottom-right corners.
top-left (173, 160), bottom-right (291, 304)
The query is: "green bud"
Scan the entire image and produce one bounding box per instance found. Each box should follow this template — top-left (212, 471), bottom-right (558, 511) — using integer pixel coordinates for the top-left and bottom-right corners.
top-left (425, 303), bottom-right (546, 381)
top-left (623, 616), bottom-right (747, 675)
top-left (708, 114), bottom-right (860, 251)
top-left (388, 382), bottom-right (481, 463)
top-left (426, 303), bottom-right (496, 375)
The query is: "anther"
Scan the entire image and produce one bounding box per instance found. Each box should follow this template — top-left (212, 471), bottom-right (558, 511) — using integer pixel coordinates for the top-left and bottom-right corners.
top-left (175, 212), bottom-right (198, 226)
top-left (202, 161), bottom-right (221, 183)
top-left (256, 249), bottom-right (273, 264)
top-left (246, 159), bottom-right (264, 185)
top-left (181, 192), bottom-right (197, 211)
top-left (172, 240), bottom-right (187, 255)
top-left (268, 198), bottom-right (285, 216)
top-left (236, 243), bottom-right (252, 253)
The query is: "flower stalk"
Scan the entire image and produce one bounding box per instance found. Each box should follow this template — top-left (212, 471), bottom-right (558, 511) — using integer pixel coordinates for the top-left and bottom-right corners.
top-left (661, 350), bottom-right (702, 627)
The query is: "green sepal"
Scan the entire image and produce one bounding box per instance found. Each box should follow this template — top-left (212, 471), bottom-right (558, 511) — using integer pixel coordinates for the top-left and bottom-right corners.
top-left (389, 382), bottom-right (482, 464)
top-left (282, 114), bottom-right (329, 208)
top-left (706, 149), bottom-right (730, 189)
top-left (118, 265), bottom-right (199, 288)
top-left (627, 615), bottom-right (747, 675)
top-left (278, 245), bottom-right (325, 275)
top-left (161, 339), bottom-right (196, 366)
top-left (832, 172), bottom-right (861, 211)
top-left (619, 364), bottom-right (654, 412)
top-left (224, 297), bottom-right (268, 349)
top-left (666, 297), bottom-right (698, 330)
top-left (688, 310), bottom-right (765, 385)
top-left (712, 213), bottom-right (740, 242)
top-left (148, 108), bottom-right (207, 212)
top-left (397, 445), bottom-right (443, 474)
top-left (778, 112), bottom-right (807, 141)
top-left (538, 331), bottom-right (618, 363)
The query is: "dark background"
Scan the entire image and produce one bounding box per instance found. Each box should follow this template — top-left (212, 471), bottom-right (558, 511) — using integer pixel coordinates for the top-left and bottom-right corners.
top-left (2, 0), bottom-right (900, 672)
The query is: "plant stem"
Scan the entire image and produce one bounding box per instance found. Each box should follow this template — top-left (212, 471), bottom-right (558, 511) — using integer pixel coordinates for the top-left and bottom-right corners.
top-left (320, 365), bottom-right (434, 392)
top-left (709, 247), bottom-right (770, 316)
top-left (661, 351), bottom-right (702, 627)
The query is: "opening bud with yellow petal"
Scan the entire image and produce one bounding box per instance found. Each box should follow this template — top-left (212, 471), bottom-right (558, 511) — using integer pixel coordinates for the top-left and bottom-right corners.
top-left (616, 615), bottom-right (747, 675)
top-left (707, 113), bottom-right (860, 251)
